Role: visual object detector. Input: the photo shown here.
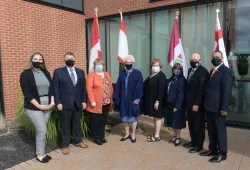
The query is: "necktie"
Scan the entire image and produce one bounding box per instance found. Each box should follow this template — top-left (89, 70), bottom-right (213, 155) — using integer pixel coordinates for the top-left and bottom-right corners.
top-left (188, 69), bottom-right (195, 81)
top-left (210, 68), bottom-right (216, 77)
top-left (70, 68), bottom-right (76, 86)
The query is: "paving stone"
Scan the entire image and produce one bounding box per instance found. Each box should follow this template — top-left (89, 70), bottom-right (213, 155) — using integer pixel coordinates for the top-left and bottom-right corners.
top-left (7, 116), bottom-right (250, 170)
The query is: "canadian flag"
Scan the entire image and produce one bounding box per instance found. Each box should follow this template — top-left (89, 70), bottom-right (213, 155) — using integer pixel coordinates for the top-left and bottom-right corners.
top-left (117, 11), bottom-right (128, 63)
top-left (214, 9), bottom-right (229, 67)
top-left (168, 18), bottom-right (188, 78)
top-left (89, 11), bottom-right (102, 72)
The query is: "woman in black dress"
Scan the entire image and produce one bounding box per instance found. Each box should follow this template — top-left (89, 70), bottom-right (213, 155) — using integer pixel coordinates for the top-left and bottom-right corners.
top-left (165, 63), bottom-right (186, 146)
top-left (143, 59), bottom-right (166, 142)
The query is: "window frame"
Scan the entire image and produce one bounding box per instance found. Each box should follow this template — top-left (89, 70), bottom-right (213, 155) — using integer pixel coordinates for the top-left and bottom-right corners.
top-left (24, 0), bottom-right (84, 14)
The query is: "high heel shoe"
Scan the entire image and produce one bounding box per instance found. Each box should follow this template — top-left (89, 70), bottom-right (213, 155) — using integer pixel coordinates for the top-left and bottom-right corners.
top-left (174, 138), bottom-right (181, 146)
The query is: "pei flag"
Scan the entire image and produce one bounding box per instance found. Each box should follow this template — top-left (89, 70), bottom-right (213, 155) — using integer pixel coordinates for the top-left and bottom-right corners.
top-left (89, 8), bottom-right (102, 72)
top-left (214, 9), bottom-right (229, 67)
top-left (117, 11), bottom-right (128, 63)
top-left (168, 14), bottom-right (188, 78)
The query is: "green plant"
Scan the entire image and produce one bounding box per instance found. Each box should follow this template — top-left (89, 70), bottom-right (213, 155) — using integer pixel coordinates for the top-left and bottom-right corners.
top-left (16, 96), bottom-right (90, 142)
top-left (237, 55), bottom-right (249, 78)
top-left (229, 95), bottom-right (237, 107)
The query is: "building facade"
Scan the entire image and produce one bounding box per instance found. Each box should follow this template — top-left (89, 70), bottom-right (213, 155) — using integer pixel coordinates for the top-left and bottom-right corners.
top-left (85, 0), bottom-right (250, 126)
top-left (0, 0), bottom-right (86, 120)
top-left (1, 0), bottom-right (250, 126)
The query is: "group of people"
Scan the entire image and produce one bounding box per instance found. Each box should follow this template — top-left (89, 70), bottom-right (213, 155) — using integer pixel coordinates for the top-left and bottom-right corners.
top-left (20, 50), bottom-right (232, 164)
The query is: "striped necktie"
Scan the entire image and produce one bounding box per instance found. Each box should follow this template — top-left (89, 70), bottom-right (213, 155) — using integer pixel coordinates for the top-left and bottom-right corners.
top-left (70, 68), bottom-right (76, 86)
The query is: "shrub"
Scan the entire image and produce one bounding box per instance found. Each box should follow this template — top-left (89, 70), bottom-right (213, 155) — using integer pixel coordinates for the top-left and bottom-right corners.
top-left (16, 96), bottom-right (90, 142)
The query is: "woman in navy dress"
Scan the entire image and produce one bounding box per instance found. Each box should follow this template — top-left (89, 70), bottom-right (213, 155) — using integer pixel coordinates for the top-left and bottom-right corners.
top-left (165, 63), bottom-right (186, 146)
top-left (114, 55), bottom-right (143, 143)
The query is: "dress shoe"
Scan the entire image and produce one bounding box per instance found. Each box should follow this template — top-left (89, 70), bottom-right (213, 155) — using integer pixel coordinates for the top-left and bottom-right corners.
top-left (174, 138), bottom-right (181, 146)
top-left (209, 154), bottom-right (227, 163)
top-left (94, 140), bottom-right (103, 145)
top-left (62, 147), bottom-right (70, 155)
top-left (131, 137), bottom-right (136, 143)
top-left (199, 150), bottom-right (217, 156)
top-left (36, 156), bottom-right (50, 163)
top-left (44, 155), bottom-right (52, 160)
top-left (183, 141), bottom-right (194, 148)
top-left (120, 135), bottom-right (131, 141)
top-left (189, 147), bottom-right (203, 153)
top-left (74, 142), bottom-right (88, 148)
top-left (101, 139), bottom-right (107, 143)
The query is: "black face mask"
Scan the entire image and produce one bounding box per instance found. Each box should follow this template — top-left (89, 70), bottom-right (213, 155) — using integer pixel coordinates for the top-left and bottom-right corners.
top-left (190, 61), bottom-right (200, 69)
top-left (32, 62), bottom-right (43, 69)
top-left (65, 60), bottom-right (75, 67)
top-left (125, 64), bottom-right (133, 70)
top-left (211, 57), bottom-right (222, 67)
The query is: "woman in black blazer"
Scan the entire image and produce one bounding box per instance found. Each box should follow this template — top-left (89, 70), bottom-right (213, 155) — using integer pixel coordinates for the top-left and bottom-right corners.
top-left (20, 52), bottom-right (54, 163)
top-left (165, 63), bottom-right (186, 146)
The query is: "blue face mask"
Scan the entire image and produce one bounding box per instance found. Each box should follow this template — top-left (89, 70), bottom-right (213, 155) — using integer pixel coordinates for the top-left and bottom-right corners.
top-left (95, 65), bottom-right (103, 72)
top-left (173, 69), bottom-right (181, 76)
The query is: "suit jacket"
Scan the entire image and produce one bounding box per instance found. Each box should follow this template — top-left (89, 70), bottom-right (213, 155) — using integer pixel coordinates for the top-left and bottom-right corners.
top-left (86, 72), bottom-right (113, 114)
top-left (20, 69), bottom-right (53, 110)
top-left (53, 66), bottom-right (87, 110)
top-left (204, 64), bottom-right (233, 113)
top-left (186, 65), bottom-right (209, 110)
top-left (166, 74), bottom-right (186, 110)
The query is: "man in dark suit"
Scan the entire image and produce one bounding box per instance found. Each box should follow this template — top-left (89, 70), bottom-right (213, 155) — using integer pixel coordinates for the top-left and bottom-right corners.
top-left (200, 50), bottom-right (232, 163)
top-left (53, 52), bottom-right (88, 155)
top-left (183, 53), bottom-right (209, 153)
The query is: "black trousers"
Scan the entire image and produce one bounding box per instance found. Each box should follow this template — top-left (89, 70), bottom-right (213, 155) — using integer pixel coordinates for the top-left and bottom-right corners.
top-left (91, 105), bottom-right (109, 141)
top-left (60, 103), bottom-right (82, 148)
top-left (206, 112), bottom-right (227, 155)
top-left (187, 109), bottom-right (205, 147)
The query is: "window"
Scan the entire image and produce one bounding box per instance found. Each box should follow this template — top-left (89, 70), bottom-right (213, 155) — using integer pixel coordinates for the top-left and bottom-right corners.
top-left (152, 9), bottom-right (178, 76)
top-left (180, 3), bottom-right (224, 70)
top-left (107, 14), bottom-right (150, 82)
top-left (26, 0), bottom-right (84, 13)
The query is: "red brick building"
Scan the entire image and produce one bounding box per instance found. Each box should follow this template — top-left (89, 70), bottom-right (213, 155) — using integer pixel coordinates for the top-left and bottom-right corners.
top-left (1, 0), bottom-right (250, 125)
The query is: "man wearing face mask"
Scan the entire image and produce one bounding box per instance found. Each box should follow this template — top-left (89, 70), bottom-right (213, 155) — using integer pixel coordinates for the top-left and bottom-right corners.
top-left (53, 52), bottom-right (88, 155)
top-left (183, 53), bottom-right (209, 153)
top-left (200, 51), bottom-right (232, 163)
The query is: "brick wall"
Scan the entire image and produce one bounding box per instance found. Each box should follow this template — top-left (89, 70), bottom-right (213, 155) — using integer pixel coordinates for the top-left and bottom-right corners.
top-left (84, 0), bottom-right (197, 18)
top-left (0, 0), bottom-right (86, 120)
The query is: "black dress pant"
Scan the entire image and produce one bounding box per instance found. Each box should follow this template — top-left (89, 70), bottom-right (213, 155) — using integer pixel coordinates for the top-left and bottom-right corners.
top-left (206, 111), bottom-right (227, 155)
top-left (91, 105), bottom-right (109, 141)
top-left (60, 103), bottom-right (82, 148)
top-left (187, 109), bottom-right (205, 147)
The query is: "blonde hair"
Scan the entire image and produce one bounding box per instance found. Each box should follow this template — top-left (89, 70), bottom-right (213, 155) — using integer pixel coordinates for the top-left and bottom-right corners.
top-left (93, 58), bottom-right (105, 70)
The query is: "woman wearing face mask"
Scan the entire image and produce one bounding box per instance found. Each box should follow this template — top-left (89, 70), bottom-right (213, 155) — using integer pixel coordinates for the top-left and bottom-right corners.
top-left (20, 52), bottom-right (54, 163)
top-left (165, 63), bottom-right (186, 146)
top-left (86, 58), bottom-right (113, 145)
top-left (114, 55), bottom-right (143, 143)
top-left (143, 59), bottom-right (166, 142)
